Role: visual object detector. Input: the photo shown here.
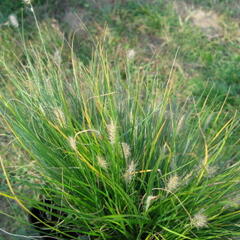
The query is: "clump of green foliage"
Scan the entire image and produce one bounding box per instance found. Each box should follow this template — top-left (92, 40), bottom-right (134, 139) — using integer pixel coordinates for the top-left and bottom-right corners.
top-left (0, 1), bottom-right (240, 239)
top-left (0, 30), bottom-right (240, 239)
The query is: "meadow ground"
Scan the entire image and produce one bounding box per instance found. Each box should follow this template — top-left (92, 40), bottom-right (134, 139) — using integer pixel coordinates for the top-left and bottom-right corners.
top-left (0, 0), bottom-right (239, 239)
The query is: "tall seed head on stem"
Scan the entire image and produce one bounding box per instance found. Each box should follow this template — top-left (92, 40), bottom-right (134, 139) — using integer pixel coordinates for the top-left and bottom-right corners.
top-left (145, 195), bottom-right (158, 211)
top-left (191, 211), bottom-right (208, 228)
top-left (123, 161), bottom-right (136, 183)
top-left (107, 121), bottom-right (116, 144)
top-left (54, 108), bottom-right (66, 127)
top-left (121, 142), bottom-right (131, 159)
top-left (23, 0), bottom-right (31, 4)
top-left (97, 156), bottom-right (108, 169)
top-left (9, 14), bottom-right (19, 28)
top-left (166, 175), bottom-right (180, 192)
top-left (68, 137), bottom-right (77, 151)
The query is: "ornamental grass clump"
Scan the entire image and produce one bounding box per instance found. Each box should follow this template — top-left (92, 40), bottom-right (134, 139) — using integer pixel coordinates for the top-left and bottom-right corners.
top-left (0, 38), bottom-right (239, 239)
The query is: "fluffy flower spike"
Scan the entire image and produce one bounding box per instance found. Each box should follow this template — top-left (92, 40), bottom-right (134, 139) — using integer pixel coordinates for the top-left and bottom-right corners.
top-left (123, 161), bottom-right (136, 183)
top-left (191, 211), bottom-right (208, 228)
top-left (107, 121), bottom-right (116, 144)
top-left (121, 142), bottom-right (131, 159)
top-left (166, 175), bottom-right (180, 192)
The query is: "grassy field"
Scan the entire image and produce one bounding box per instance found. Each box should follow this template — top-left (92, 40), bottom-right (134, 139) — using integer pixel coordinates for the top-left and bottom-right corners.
top-left (0, 0), bottom-right (239, 239)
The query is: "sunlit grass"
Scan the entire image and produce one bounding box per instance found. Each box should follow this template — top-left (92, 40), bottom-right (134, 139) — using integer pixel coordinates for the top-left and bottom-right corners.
top-left (0, 32), bottom-right (239, 239)
top-left (0, 1), bottom-right (240, 239)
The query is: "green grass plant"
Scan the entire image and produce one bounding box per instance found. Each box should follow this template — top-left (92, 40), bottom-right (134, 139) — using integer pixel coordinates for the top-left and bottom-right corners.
top-left (0, 1), bottom-right (240, 239)
top-left (0, 32), bottom-right (240, 239)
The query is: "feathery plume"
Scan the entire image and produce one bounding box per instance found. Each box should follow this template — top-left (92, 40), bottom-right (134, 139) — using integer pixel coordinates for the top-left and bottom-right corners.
top-left (97, 156), bottom-right (108, 169)
top-left (9, 14), bottom-right (19, 28)
top-left (126, 49), bottom-right (136, 60)
top-left (123, 161), bottom-right (136, 183)
top-left (145, 195), bottom-right (158, 211)
top-left (121, 142), bottom-right (131, 159)
top-left (176, 115), bottom-right (185, 133)
top-left (182, 171), bottom-right (193, 185)
top-left (166, 175), bottom-right (180, 192)
top-left (23, 0), bottom-right (33, 12)
top-left (54, 108), bottom-right (66, 127)
top-left (68, 137), bottom-right (77, 151)
top-left (107, 121), bottom-right (116, 144)
top-left (206, 165), bottom-right (218, 177)
top-left (191, 211), bottom-right (208, 228)
top-left (23, 0), bottom-right (31, 4)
